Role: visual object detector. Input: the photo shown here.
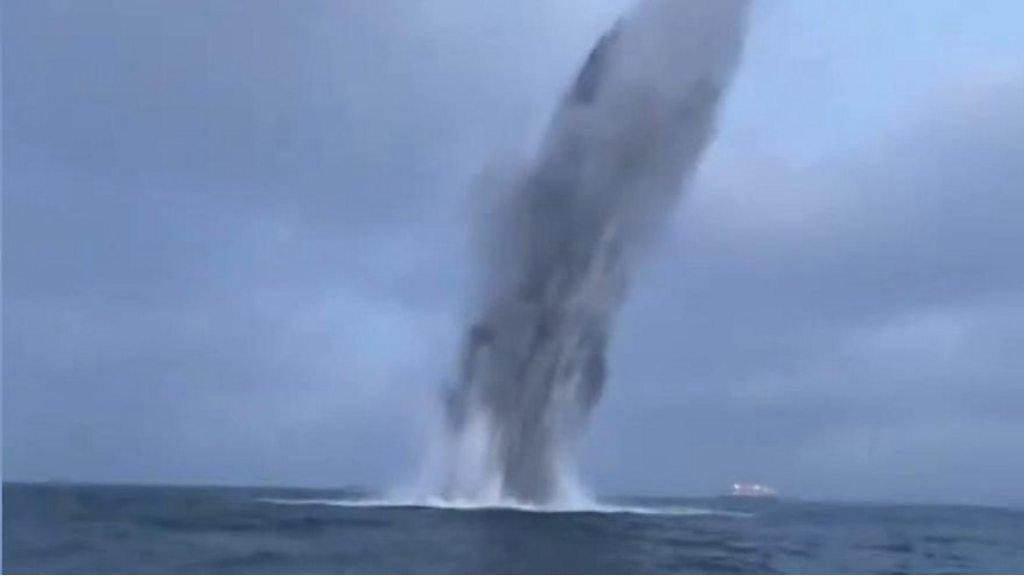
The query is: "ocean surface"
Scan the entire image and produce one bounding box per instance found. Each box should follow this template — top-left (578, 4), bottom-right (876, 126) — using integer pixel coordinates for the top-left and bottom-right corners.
top-left (3, 482), bottom-right (1022, 574)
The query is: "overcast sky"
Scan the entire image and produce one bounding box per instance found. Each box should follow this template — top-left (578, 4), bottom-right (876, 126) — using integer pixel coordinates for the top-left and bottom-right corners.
top-left (4, 0), bottom-right (1023, 506)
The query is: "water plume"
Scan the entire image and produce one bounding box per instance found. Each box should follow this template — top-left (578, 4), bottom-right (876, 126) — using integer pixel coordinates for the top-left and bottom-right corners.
top-left (440, 0), bottom-right (749, 505)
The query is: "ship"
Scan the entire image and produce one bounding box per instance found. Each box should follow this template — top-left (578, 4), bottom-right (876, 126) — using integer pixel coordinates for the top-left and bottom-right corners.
top-left (726, 483), bottom-right (778, 499)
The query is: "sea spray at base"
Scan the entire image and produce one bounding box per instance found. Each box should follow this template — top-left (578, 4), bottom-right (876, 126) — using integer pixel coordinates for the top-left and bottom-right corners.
top-left (258, 496), bottom-right (752, 518)
top-left (435, 0), bottom-right (749, 505)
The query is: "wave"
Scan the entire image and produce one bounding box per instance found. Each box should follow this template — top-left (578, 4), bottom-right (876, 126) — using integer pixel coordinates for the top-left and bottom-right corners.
top-left (257, 496), bottom-right (752, 518)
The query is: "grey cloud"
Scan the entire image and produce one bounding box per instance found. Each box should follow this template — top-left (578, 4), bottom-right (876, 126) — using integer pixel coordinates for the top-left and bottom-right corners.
top-left (583, 76), bottom-right (1024, 505)
top-left (3, 0), bottom-right (631, 487)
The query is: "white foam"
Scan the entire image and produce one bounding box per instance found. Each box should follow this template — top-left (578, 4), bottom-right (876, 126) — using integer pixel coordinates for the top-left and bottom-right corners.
top-left (257, 496), bottom-right (751, 518)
